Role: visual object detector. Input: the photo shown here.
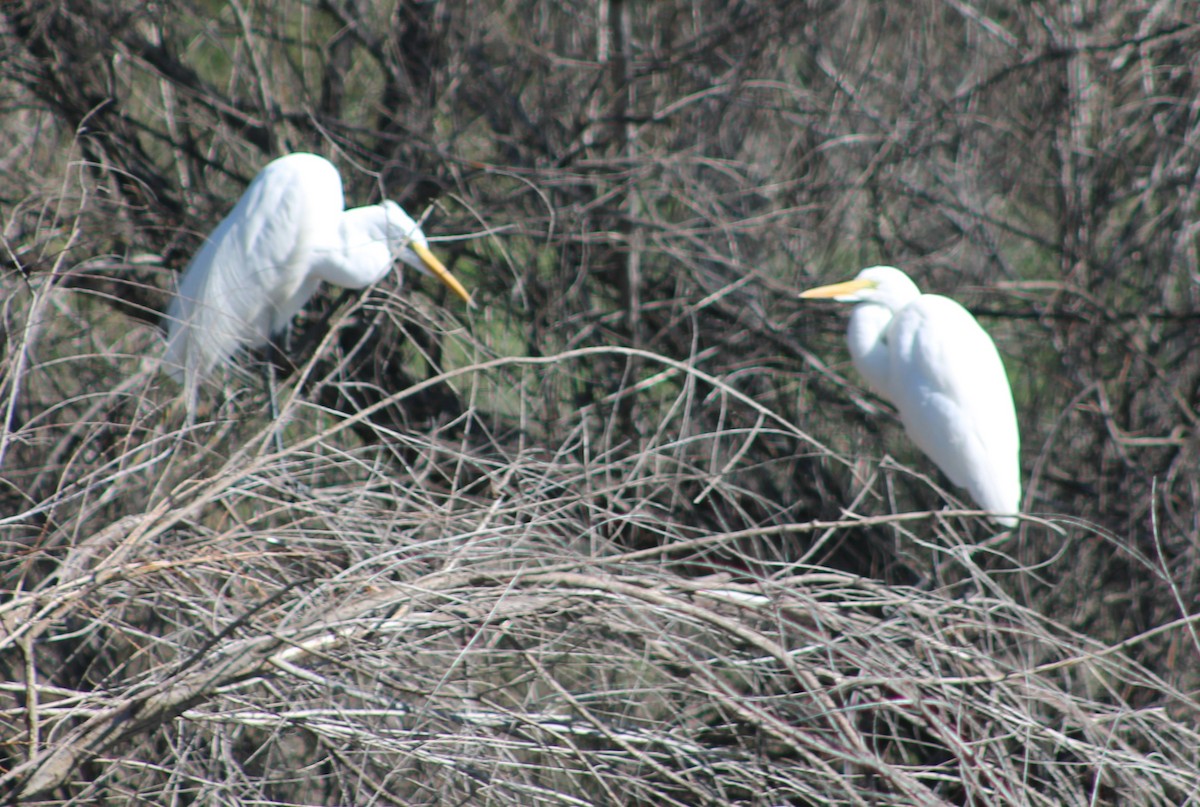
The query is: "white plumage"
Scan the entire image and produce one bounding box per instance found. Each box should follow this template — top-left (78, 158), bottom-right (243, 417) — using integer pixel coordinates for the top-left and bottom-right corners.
top-left (802, 265), bottom-right (1021, 526)
top-left (164, 152), bottom-right (471, 405)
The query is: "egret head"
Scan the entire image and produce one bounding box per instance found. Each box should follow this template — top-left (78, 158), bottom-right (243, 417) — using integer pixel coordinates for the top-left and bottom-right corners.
top-left (799, 265), bottom-right (921, 310)
top-left (381, 201), bottom-right (473, 306)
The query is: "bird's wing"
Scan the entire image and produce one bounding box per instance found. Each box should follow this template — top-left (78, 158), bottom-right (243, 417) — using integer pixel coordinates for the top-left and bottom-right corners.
top-left (200, 158), bottom-right (327, 341)
top-left (886, 295), bottom-right (1021, 517)
top-left (164, 156), bottom-right (341, 387)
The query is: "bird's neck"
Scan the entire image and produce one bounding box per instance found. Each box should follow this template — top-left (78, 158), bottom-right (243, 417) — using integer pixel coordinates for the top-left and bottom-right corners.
top-left (312, 206), bottom-right (395, 289)
top-left (847, 303), bottom-right (895, 398)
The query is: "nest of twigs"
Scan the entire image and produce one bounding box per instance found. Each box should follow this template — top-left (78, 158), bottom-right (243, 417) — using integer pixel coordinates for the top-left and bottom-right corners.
top-left (1, 290), bottom-right (1197, 806)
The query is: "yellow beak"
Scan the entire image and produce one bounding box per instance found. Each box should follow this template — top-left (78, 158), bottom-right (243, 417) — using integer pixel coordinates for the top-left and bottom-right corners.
top-left (799, 277), bottom-right (875, 300)
top-left (412, 241), bottom-right (474, 307)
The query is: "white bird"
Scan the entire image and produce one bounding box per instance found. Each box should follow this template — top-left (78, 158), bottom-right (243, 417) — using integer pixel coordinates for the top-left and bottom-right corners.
top-left (801, 266), bottom-right (1020, 526)
top-left (163, 152), bottom-right (472, 407)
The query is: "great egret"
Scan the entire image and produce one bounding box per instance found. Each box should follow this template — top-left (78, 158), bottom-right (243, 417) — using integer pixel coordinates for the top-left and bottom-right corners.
top-left (163, 152), bottom-right (472, 407)
top-left (801, 266), bottom-right (1020, 526)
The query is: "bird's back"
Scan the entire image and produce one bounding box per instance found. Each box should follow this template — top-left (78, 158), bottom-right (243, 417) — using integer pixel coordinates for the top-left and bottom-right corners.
top-left (885, 294), bottom-right (1021, 521)
top-left (164, 154), bottom-right (345, 399)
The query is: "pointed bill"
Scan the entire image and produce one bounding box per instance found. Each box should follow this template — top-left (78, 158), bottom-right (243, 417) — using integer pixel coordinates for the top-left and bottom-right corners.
top-left (799, 277), bottom-right (876, 300)
top-left (412, 241), bottom-right (473, 307)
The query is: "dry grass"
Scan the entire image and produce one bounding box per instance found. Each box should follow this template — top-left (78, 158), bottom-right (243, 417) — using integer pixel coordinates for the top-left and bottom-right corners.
top-left (4, 1), bottom-right (1200, 803)
top-left (1, 286), bottom-right (1197, 806)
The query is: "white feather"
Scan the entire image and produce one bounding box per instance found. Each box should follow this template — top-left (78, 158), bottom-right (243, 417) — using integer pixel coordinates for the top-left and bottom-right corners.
top-left (803, 265), bottom-right (1021, 526)
top-left (163, 152), bottom-right (471, 406)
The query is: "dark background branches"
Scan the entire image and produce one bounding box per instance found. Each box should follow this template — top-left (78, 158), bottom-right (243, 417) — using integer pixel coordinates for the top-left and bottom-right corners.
top-left (1, 1), bottom-right (1199, 804)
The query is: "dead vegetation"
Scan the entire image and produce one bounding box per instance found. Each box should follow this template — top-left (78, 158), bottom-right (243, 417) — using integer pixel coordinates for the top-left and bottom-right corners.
top-left (2, 1), bottom-right (1200, 804)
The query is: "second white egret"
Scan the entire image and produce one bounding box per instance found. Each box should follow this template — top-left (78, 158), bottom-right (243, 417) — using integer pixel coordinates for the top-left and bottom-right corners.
top-left (801, 266), bottom-right (1020, 526)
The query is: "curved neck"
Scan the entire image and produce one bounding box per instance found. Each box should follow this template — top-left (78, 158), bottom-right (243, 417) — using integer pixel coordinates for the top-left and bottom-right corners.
top-left (312, 206), bottom-right (395, 289)
top-left (847, 303), bottom-right (895, 399)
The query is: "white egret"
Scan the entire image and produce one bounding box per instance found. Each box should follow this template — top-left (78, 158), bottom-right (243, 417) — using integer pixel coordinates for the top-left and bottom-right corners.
top-left (801, 266), bottom-right (1020, 526)
top-left (163, 152), bottom-right (472, 407)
